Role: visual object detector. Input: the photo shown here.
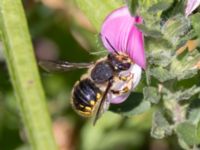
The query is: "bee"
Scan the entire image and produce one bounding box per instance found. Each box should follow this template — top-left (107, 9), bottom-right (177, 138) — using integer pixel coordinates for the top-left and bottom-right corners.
top-left (39, 48), bottom-right (139, 125)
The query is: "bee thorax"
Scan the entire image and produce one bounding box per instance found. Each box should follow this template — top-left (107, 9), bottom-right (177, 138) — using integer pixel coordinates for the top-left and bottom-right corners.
top-left (91, 61), bottom-right (113, 84)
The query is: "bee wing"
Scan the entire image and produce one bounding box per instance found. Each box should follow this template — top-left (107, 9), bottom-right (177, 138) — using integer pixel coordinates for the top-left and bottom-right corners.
top-left (39, 60), bottom-right (94, 72)
top-left (93, 79), bottom-right (113, 125)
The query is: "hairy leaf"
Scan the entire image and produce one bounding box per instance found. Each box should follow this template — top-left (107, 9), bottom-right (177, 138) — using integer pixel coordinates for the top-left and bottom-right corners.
top-left (190, 13), bottom-right (200, 39)
top-left (148, 50), bottom-right (172, 67)
top-left (188, 99), bottom-right (200, 124)
top-left (150, 67), bottom-right (175, 82)
top-left (143, 86), bottom-right (161, 104)
top-left (171, 50), bottom-right (200, 80)
top-left (148, 1), bottom-right (173, 13)
top-left (136, 24), bottom-right (163, 38)
top-left (176, 121), bottom-right (200, 145)
top-left (162, 14), bottom-right (190, 47)
top-left (162, 86), bottom-right (200, 103)
top-left (151, 111), bottom-right (172, 139)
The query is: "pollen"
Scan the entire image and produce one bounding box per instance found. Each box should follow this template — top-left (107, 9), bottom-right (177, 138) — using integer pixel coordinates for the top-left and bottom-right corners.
top-left (90, 100), bottom-right (95, 106)
top-left (85, 106), bottom-right (92, 111)
top-left (122, 87), bottom-right (129, 93)
top-left (120, 76), bottom-right (127, 81)
top-left (79, 104), bottom-right (84, 108)
top-left (96, 93), bottom-right (101, 99)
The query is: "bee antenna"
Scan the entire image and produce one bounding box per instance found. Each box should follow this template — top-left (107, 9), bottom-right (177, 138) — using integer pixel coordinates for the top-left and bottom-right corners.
top-left (104, 36), bottom-right (119, 55)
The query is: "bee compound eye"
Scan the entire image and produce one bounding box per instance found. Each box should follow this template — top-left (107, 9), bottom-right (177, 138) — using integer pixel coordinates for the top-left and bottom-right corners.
top-left (116, 62), bottom-right (131, 71)
top-left (123, 63), bottom-right (131, 69)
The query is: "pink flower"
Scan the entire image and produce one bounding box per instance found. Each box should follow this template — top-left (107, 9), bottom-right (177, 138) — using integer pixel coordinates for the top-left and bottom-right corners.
top-left (100, 6), bottom-right (146, 104)
top-left (185, 0), bottom-right (200, 17)
top-left (100, 6), bottom-right (146, 69)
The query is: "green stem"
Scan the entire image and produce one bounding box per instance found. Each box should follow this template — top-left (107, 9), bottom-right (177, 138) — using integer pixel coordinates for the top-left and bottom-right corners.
top-left (0, 0), bottom-right (58, 149)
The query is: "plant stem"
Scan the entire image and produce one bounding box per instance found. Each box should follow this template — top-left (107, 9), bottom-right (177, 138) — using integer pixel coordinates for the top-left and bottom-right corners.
top-left (0, 0), bottom-right (58, 149)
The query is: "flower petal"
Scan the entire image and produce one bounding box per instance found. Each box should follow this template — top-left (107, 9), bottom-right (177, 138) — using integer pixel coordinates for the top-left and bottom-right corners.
top-left (100, 6), bottom-right (146, 69)
top-left (109, 93), bottom-right (130, 104)
top-left (185, 0), bottom-right (200, 17)
top-left (109, 64), bottom-right (142, 104)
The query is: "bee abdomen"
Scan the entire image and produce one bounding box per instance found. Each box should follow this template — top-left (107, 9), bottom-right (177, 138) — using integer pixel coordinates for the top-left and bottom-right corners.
top-left (72, 78), bottom-right (102, 117)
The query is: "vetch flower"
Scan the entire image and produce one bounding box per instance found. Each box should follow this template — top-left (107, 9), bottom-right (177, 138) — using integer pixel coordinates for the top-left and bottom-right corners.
top-left (185, 0), bottom-right (200, 17)
top-left (101, 7), bottom-right (146, 69)
top-left (100, 6), bottom-right (146, 104)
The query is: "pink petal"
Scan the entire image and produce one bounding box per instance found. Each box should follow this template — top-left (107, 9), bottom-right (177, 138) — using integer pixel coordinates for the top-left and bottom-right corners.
top-left (109, 64), bottom-right (142, 104)
top-left (109, 93), bottom-right (130, 104)
top-left (185, 0), bottom-right (200, 17)
top-left (100, 6), bottom-right (146, 69)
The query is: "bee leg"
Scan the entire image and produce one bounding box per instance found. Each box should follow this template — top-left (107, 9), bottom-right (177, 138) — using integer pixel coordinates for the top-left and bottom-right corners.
top-left (111, 86), bottom-right (130, 95)
top-left (111, 73), bottom-right (134, 95)
top-left (119, 73), bottom-right (133, 82)
top-left (111, 81), bottom-right (132, 95)
top-left (93, 78), bottom-right (113, 125)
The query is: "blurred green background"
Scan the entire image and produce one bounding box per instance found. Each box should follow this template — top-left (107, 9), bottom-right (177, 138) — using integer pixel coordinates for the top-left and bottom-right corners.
top-left (0, 0), bottom-right (182, 150)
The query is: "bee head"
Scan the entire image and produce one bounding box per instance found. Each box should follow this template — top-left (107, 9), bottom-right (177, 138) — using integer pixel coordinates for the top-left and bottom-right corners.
top-left (108, 53), bottom-right (132, 71)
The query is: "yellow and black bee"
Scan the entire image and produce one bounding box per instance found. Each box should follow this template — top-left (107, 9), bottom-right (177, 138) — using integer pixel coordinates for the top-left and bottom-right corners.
top-left (39, 50), bottom-right (137, 125)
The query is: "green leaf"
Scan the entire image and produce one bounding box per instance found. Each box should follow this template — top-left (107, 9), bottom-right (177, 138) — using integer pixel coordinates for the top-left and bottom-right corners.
top-left (197, 122), bottom-right (200, 143)
top-left (176, 121), bottom-right (200, 145)
top-left (170, 50), bottom-right (200, 80)
top-left (175, 86), bottom-right (200, 101)
top-left (162, 14), bottom-right (190, 47)
top-left (75, 0), bottom-right (123, 30)
top-left (161, 0), bottom-right (186, 20)
top-left (188, 99), bottom-right (200, 124)
top-left (127, 0), bottom-right (139, 15)
top-left (150, 67), bottom-right (175, 82)
top-left (190, 13), bottom-right (200, 39)
top-left (136, 24), bottom-right (163, 38)
top-left (138, 0), bottom-right (172, 11)
top-left (70, 25), bottom-right (107, 56)
top-left (110, 92), bottom-right (151, 117)
top-left (143, 86), bottom-right (161, 104)
top-left (176, 30), bottom-right (197, 49)
top-left (177, 69), bottom-right (198, 80)
top-left (177, 139), bottom-right (192, 150)
top-left (163, 86), bottom-right (200, 102)
top-left (74, 0), bottom-right (123, 55)
top-left (148, 1), bottom-right (173, 13)
top-left (135, 0), bottom-right (173, 35)
top-left (145, 36), bottom-right (173, 55)
top-left (148, 50), bottom-right (172, 67)
top-left (151, 111), bottom-right (172, 139)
